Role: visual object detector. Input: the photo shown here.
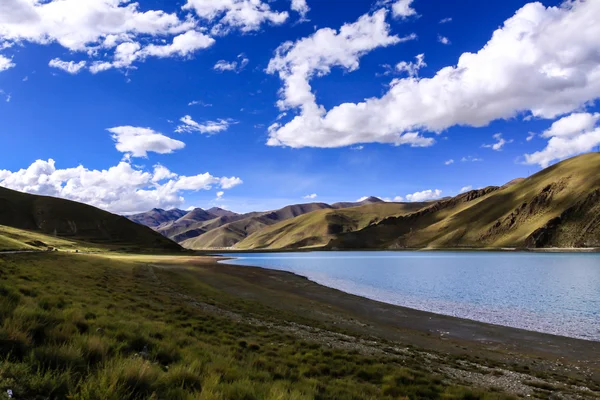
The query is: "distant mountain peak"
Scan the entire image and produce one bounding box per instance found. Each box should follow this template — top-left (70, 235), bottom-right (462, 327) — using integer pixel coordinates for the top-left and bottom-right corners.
top-left (360, 196), bottom-right (383, 203)
top-left (207, 207), bottom-right (239, 218)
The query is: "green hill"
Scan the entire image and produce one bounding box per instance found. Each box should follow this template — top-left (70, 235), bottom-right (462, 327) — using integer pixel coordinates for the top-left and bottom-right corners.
top-left (236, 202), bottom-right (428, 250)
top-left (0, 186), bottom-right (181, 252)
top-left (329, 153), bottom-right (600, 250)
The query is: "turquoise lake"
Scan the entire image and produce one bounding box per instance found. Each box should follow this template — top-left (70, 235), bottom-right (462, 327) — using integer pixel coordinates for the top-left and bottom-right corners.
top-left (220, 252), bottom-right (600, 341)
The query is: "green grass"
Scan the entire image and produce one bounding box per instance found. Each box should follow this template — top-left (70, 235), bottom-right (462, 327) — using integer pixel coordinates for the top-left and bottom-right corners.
top-left (0, 253), bottom-right (514, 399)
top-left (0, 225), bottom-right (113, 252)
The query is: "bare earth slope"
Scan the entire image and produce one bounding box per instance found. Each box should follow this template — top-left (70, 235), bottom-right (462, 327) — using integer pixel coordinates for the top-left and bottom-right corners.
top-left (181, 203), bottom-right (334, 249)
top-left (330, 153), bottom-right (600, 249)
top-left (126, 208), bottom-right (187, 228)
top-left (0, 186), bottom-right (181, 252)
top-left (236, 202), bottom-right (428, 250)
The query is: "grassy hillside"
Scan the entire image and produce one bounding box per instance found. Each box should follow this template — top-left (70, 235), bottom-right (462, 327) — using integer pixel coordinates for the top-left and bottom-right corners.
top-left (181, 203), bottom-right (334, 249)
top-left (2, 252), bottom-right (590, 399)
top-left (236, 202), bottom-right (428, 250)
top-left (0, 187), bottom-right (181, 252)
top-left (330, 153), bottom-right (600, 249)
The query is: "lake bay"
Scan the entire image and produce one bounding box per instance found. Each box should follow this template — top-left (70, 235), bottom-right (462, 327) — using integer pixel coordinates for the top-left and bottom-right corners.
top-left (221, 252), bottom-right (600, 341)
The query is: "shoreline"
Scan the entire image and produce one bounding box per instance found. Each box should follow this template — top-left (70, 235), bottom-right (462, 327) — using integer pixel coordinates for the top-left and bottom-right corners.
top-left (200, 246), bottom-right (600, 254)
top-left (192, 257), bottom-right (600, 371)
top-left (217, 257), bottom-right (600, 344)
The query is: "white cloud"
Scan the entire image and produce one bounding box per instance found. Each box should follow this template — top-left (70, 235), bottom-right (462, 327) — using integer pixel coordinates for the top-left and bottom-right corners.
top-left (108, 126), bottom-right (186, 158)
top-left (303, 193), bottom-right (317, 199)
top-left (0, 159), bottom-right (242, 214)
top-left (526, 132), bottom-right (536, 141)
top-left (437, 35), bottom-right (450, 45)
top-left (524, 112), bottom-right (600, 167)
top-left (152, 164), bottom-right (178, 182)
top-left (142, 30), bottom-right (215, 58)
top-left (396, 53), bottom-right (425, 78)
top-left (439, 17), bottom-right (452, 24)
top-left (405, 189), bottom-right (442, 202)
top-left (444, 159), bottom-right (454, 165)
top-left (220, 176), bottom-right (243, 189)
top-left (0, 55), bottom-right (15, 71)
top-left (188, 100), bottom-right (212, 107)
top-left (176, 115), bottom-right (231, 134)
top-left (48, 58), bottom-right (87, 74)
top-left (482, 133), bottom-right (513, 151)
top-left (350, 145), bottom-right (364, 151)
top-left (216, 190), bottom-right (225, 200)
top-left (267, 9), bottom-right (432, 148)
top-left (291, 0), bottom-right (310, 19)
top-left (391, 0), bottom-right (417, 19)
top-left (268, 1), bottom-right (600, 149)
top-left (183, 0), bottom-right (288, 34)
top-left (540, 112), bottom-right (600, 138)
top-left (461, 156), bottom-right (483, 162)
top-left (213, 53), bottom-right (249, 73)
top-left (459, 185), bottom-right (473, 193)
top-left (0, 0), bottom-right (208, 72)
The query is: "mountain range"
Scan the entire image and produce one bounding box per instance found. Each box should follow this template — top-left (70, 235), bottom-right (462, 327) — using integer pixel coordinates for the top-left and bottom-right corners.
top-left (1, 153), bottom-right (598, 252)
top-left (128, 153), bottom-right (600, 250)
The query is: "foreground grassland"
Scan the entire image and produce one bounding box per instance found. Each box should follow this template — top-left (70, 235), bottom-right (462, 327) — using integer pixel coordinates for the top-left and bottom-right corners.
top-left (0, 253), bottom-right (598, 399)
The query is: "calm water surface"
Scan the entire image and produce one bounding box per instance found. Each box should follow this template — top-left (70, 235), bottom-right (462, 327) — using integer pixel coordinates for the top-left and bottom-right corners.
top-left (220, 252), bottom-right (600, 341)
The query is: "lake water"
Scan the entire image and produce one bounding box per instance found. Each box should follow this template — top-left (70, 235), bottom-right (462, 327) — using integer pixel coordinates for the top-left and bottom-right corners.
top-left (220, 252), bottom-right (600, 341)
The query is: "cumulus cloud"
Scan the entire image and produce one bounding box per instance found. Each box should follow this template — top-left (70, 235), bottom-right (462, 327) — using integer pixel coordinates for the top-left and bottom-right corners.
top-left (540, 112), bottom-right (600, 139)
top-left (444, 159), bottom-right (454, 165)
top-left (183, 0), bottom-right (288, 34)
top-left (267, 0), bottom-right (600, 149)
top-left (0, 159), bottom-right (242, 214)
top-left (291, 0), bottom-right (310, 19)
top-left (48, 58), bottom-right (87, 74)
top-left (390, 0), bottom-right (417, 19)
top-left (108, 126), bottom-right (185, 158)
top-left (303, 193), bottom-right (317, 199)
top-left (405, 189), bottom-right (442, 202)
top-left (216, 190), bottom-right (224, 200)
top-left (437, 35), bottom-right (450, 45)
top-left (396, 53), bottom-right (425, 78)
top-left (0, 55), bottom-right (15, 71)
top-left (219, 176), bottom-right (243, 189)
top-left (142, 30), bottom-right (215, 58)
top-left (0, 0), bottom-right (215, 72)
top-left (459, 185), bottom-right (473, 193)
top-left (482, 133), bottom-right (513, 151)
top-left (524, 112), bottom-right (600, 167)
top-left (175, 115), bottom-right (231, 134)
top-left (213, 53), bottom-right (249, 73)
top-left (267, 9), bottom-right (432, 148)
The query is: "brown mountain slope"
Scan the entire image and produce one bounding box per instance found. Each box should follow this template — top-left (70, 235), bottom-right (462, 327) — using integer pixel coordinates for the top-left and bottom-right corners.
top-left (181, 203), bottom-right (334, 249)
top-left (0, 186), bottom-right (181, 252)
top-left (236, 201), bottom-right (428, 250)
top-left (126, 208), bottom-right (187, 228)
top-left (329, 153), bottom-right (600, 249)
top-left (331, 196), bottom-right (384, 209)
top-left (207, 207), bottom-right (239, 217)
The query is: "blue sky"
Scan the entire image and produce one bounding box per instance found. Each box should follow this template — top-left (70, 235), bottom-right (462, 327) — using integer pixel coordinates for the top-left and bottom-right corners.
top-left (1, 0), bottom-right (599, 214)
